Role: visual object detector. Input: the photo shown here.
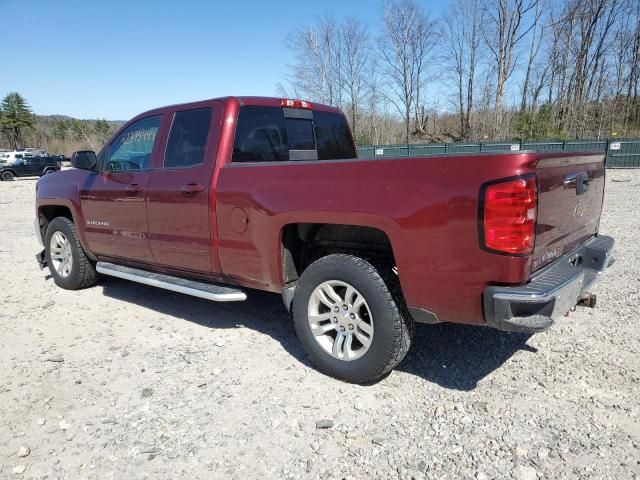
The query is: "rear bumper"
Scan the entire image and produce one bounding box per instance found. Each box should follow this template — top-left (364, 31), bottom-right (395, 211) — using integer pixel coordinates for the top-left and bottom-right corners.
top-left (483, 235), bottom-right (614, 333)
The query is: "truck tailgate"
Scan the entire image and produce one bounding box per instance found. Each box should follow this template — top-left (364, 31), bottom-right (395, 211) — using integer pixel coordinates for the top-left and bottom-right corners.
top-left (532, 153), bottom-right (606, 272)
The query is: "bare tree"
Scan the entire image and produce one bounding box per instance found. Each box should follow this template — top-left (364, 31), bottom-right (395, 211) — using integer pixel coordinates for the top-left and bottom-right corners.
top-left (624, 0), bottom-right (640, 135)
top-left (519, 0), bottom-right (544, 111)
top-left (280, 0), bottom-right (640, 143)
top-left (340, 18), bottom-right (370, 141)
top-left (379, 0), bottom-right (436, 144)
top-left (286, 15), bottom-right (344, 107)
top-left (411, 13), bottom-right (439, 134)
top-left (71, 119), bottom-right (95, 151)
top-left (445, 0), bottom-right (484, 139)
top-left (484, 0), bottom-right (539, 138)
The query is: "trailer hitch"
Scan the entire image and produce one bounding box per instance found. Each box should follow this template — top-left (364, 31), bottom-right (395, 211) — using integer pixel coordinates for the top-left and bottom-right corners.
top-left (576, 293), bottom-right (597, 309)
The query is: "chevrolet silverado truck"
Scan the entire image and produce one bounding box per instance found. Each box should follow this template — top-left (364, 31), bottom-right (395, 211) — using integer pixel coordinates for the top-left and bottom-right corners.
top-left (34, 96), bottom-right (614, 383)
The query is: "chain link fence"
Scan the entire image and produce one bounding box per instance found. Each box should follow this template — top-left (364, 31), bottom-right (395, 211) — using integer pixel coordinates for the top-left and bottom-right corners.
top-left (357, 139), bottom-right (640, 168)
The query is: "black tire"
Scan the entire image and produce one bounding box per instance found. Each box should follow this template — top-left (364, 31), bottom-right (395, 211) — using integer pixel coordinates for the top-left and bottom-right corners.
top-left (1, 170), bottom-right (14, 181)
top-left (292, 254), bottom-right (413, 384)
top-left (45, 217), bottom-right (97, 290)
top-left (43, 168), bottom-right (55, 175)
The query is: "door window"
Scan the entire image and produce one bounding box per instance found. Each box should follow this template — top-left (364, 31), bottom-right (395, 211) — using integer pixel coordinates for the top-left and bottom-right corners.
top-left (106, 116), bottom-right (161, 172)
top-left (164, 108), bottom-right (212, 168)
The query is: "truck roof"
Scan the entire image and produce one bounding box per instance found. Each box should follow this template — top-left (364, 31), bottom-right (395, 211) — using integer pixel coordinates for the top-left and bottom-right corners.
top-left (131, 96), bottom-right (342, 123)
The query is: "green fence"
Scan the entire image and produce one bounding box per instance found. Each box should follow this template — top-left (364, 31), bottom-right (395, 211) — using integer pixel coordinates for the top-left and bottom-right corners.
top-left (357, 138), bottom-right (640, 168)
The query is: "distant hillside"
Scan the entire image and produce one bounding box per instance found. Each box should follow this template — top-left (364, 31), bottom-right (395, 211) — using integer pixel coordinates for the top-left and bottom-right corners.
top-left (0, 114), bottom-right (124, 155)
top-left (23, 115), bottom-right (125, 156)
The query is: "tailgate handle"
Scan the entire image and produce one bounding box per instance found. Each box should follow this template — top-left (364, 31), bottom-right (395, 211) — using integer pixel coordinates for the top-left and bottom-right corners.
top-left (564, 172), bottom-right (589, 195)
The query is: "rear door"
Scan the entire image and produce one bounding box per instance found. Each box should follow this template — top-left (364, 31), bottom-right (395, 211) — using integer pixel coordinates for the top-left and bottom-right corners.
top-left (80, 115), bottom-right (162, 263)
top-left (146, 102), bottom-right (222, 273)
top-left (28, 158), bottom-right (43, 175)
top-left (532, 153), bottom-right (605, 271)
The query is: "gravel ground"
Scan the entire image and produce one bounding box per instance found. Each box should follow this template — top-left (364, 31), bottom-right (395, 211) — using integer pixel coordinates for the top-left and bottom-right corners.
top-left (1, 170), bottom-right (639, 480)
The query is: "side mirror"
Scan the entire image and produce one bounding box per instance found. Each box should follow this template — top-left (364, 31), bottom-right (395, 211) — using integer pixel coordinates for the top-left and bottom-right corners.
top-left (70, 150), bottom-right (97, 171)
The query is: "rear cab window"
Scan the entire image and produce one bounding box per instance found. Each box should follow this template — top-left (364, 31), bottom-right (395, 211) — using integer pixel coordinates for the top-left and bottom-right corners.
top-left (164, 108), bottom-right (212, 168)
top-left (232, 105), bottom-right (355, 163)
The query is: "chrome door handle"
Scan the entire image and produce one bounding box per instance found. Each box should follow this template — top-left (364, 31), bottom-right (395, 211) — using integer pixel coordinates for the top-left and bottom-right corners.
top-left (125, 183), bottom-right (144, 194)
top-left (181, 183), bottom-right (204, 195)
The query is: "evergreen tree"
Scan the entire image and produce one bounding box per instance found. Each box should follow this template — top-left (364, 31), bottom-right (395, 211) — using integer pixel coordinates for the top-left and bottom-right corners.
top-left (0, 92), bottom-right (34, 149)
top-left (94, 118), bottom-right (112, 144)
top-left (53, 118), bottom-right (70, 153)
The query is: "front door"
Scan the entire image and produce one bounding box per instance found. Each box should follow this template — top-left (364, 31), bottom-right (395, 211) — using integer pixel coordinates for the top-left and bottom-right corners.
top-left (146, 103), bottom-right (222, 273)
top-left (80, 115), bottom-right (162, 264)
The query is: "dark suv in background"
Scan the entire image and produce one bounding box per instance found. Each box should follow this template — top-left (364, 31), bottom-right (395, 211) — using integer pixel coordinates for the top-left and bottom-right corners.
top-left (0, 156), bottom-right (62, 181)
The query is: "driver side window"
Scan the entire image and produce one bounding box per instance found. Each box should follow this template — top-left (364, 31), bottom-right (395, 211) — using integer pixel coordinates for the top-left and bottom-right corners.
top-left (106, 116), bottom-right (161, 172)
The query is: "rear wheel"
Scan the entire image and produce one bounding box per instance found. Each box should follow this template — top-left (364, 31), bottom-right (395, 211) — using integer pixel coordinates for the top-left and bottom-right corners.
top-left (43, 168), bottom-right (55, 175)
top-left (1, 171), bottom-right (14, 181)
top-left (45, 217), bottom-right (97, 290)
top-left (292, 254), bottom-right (413, 384)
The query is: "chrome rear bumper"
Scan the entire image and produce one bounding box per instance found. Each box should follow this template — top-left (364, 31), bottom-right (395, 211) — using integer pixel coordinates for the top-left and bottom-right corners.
top-left (483, 235), bottom-right (614, 333)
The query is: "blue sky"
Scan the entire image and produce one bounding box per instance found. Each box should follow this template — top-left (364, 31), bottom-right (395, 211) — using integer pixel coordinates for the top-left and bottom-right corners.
top-left (0, 0), bottom-right (446, 120)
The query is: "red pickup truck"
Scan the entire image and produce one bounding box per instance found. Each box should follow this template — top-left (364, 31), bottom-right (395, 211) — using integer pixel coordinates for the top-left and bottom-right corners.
top-left (34, 96), bottom-right (614, 383)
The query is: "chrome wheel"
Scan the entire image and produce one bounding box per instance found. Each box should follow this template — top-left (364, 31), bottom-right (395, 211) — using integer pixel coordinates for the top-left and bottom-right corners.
top-left (307, 280), bottom-right (374, 361)
top-left (49, 231), bottom-right (73, 278)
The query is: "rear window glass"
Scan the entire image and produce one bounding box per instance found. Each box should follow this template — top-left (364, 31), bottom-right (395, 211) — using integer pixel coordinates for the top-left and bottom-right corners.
top-left (233, 106), bottom-right (288, 162)
top-left (164, 108), bottom-right (212, 168)
top-left (232, 106), bottom-right (355, 162)
top-left (285, 118), bottom-right (315, 150)
top-left (314, 111), bottom-right (356, 160)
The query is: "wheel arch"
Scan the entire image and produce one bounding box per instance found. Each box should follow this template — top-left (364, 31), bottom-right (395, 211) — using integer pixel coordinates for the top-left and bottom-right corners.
top-left (37, 201), bottom-right (95, 260)
top-left (279, 222), bottom-right (398, 311)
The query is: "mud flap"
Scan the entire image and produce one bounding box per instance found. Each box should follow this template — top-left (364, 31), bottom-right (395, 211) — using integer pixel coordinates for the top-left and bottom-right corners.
top-left (36, 249), bottom-right (47, 270)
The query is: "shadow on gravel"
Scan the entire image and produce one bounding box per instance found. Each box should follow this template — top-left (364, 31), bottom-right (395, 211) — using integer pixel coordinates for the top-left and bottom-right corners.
top-left (99, 276), bottom-right (534, 390)
top-left (99, 276), bottom-right (315, 369)
top-left (398, 324), bottom-right (535, 390)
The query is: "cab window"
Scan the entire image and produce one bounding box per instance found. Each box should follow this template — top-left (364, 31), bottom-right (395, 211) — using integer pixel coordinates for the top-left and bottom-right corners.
top-left (164, 108), bottom-right (212, 168)
top-left (232, 106), bottom-right (355, 163)
top-left (232, 106), bottom-right (288, 162)
top-left (106, 116), bottom-right (161, 172)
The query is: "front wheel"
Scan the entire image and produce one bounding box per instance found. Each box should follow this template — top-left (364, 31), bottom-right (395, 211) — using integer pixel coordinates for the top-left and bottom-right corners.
top-left (45, 217), bottom-right (97, 290)
top-left (1, 171), bottom-right (14, 181)
top-left (292, 254), bottom-right (413, 384)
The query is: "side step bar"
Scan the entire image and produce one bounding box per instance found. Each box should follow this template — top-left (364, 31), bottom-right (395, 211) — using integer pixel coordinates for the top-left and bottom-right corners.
top-left (96, 262), bottom-right (246, 302)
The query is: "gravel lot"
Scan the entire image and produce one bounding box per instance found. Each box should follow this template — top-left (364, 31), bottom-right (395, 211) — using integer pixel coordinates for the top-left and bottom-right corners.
top-left (1, 170), bottom-right (639, 480)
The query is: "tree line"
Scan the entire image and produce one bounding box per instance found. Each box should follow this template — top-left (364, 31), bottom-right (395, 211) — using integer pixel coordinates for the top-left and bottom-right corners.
top-left (0, 92), bottom-right (119, 154)
top-left (281, 0), bottom-right (640, 145)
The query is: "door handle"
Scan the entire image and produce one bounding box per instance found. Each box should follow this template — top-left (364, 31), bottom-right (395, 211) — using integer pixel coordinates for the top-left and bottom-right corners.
top-left (125, 183), bottom-right (144, 194)
top-left (181, 183), bottom-right (204, 195)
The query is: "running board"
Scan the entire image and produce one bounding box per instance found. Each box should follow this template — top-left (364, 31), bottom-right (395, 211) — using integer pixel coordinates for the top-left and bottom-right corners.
top-left (96, 262), bottom-right (247, 302)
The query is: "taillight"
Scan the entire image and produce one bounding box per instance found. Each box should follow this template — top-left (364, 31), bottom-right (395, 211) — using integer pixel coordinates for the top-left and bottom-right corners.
top-left (481, 176), bottom-right (537, 255)
top-left (280, 98), bottom-right (312, 109)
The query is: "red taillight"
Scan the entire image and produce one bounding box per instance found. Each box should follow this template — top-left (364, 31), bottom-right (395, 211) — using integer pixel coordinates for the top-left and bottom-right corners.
top-left (280, 98), bottom-right (312, 109)
top-left (481, 176), bottom-right (537, 255)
